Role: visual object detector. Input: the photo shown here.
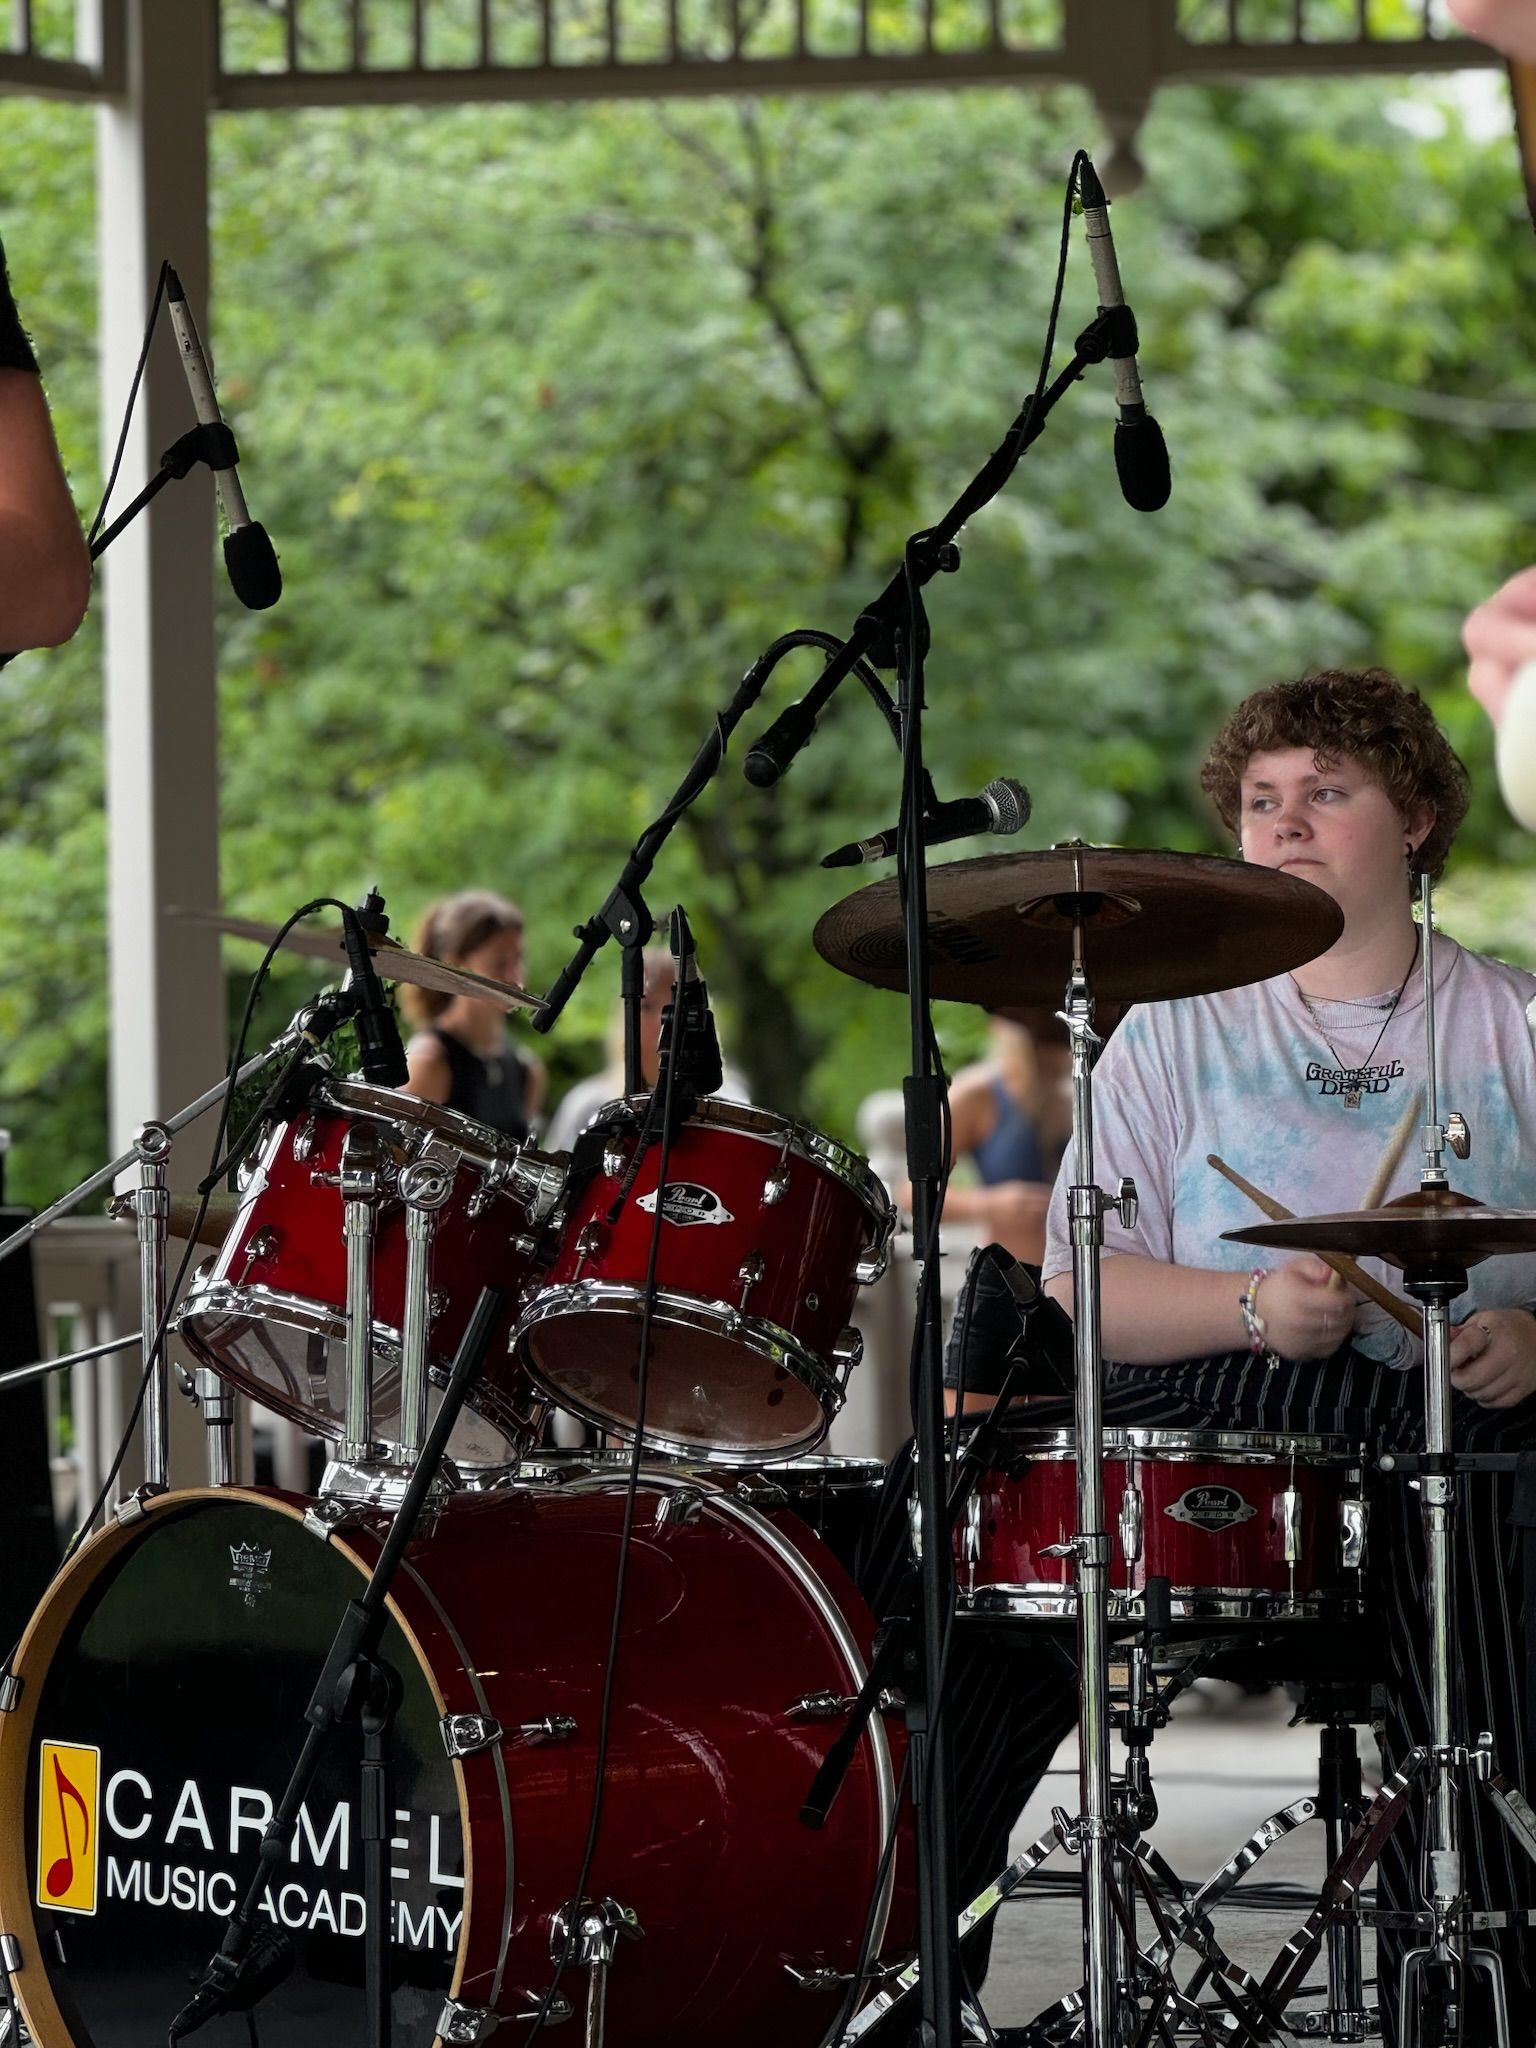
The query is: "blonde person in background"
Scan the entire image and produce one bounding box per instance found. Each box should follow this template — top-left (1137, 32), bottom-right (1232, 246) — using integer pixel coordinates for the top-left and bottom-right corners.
top-left (400, 890), bottom-right (545, 1141)
top-left (545, 946), bottom-right (750, 1154)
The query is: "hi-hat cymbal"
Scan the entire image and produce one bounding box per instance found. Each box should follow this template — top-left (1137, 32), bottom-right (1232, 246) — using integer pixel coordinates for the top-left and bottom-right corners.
top-left (813, 845), bottom-right (1344, 1008)
top-left (169, 908), bottom-right (544, 1014)
top-left (1225, 1189), bottom-right (1536, 1270)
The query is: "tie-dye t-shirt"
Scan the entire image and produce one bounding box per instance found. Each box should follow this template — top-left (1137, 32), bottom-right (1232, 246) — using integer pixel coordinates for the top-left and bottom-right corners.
top-left (1042, 931), bottom-right (1536, 1363)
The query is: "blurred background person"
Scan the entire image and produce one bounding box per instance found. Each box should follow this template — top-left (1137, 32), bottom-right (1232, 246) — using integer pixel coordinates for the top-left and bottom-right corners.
top-left (0, 234), bottom-right (90, 652)
top-left (919, 1009), bottom-right (1075, 1267)
top-left (545, 945), bottom-right (750, 1154)
top-left (401, 889), bottom-right (544, 1140)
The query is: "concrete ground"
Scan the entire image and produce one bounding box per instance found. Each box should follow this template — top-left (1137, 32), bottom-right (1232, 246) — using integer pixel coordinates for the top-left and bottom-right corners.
top-left (975, 1679), bottom-right (1369, 2037)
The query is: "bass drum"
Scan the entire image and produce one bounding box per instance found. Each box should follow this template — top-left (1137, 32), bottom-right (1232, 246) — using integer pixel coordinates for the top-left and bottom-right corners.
top-left (0, 1476), bottom-right (906, 2048)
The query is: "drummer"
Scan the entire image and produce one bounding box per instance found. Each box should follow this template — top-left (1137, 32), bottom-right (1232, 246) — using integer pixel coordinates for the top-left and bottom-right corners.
top-left (1034, 665), bottom-right (1536, 2040)
top-left (400, 889), bottom-right (545, 1142)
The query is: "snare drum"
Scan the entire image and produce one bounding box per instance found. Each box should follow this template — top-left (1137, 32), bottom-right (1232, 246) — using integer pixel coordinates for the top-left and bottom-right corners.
top-left (174, 1077), bottom-right (566, 1469)
top-left (956, 1428), bottom-right (1367, 1624)
top-left (514, 1098), bottom-right (894, 1462)
top-left (0, 1474), bottom-right (908, 2048)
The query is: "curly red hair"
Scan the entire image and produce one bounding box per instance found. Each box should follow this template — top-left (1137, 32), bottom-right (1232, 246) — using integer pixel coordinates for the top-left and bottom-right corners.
top-left (1199, 668), bottom-right (1470, 883)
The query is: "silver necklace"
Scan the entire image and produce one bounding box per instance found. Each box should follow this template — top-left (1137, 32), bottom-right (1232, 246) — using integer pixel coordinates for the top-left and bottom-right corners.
top-left (1294, 931), bottom-right (1420, 1110)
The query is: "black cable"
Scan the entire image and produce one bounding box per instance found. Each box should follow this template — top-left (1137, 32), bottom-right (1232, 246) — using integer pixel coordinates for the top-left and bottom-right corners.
top-left (90, 258), bottom-right (169, 547)
top-left (521, 991), bottom-right (684, 2046)
top-left (825, 1743), bottom-right (914, 2044)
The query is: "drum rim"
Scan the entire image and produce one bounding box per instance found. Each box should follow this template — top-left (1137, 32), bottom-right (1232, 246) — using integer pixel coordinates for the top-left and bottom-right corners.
top-left (318, 1073), bottom-right (533, 1180)
top-left (958, 1584), bottom-right (1363, 1620)
top-left (986, 1427), bottom-right (1362, 1464)
top-left (515, 1281), bottom-right (844, 1463)
top-left (0, 1486), bottom-right (477, 2048)
top-left (594, 1093), bottom-right (894, 1227)
top-left (172, 1281), bottom-right (523, 1464)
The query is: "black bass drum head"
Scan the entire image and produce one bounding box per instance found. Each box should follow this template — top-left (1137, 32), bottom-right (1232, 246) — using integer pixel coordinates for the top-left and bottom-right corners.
top-left (0, 1491), bottom-right (465, 2047)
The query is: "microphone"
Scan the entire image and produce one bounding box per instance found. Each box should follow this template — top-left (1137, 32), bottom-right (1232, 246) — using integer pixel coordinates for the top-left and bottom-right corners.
top-left (1076, 158), bottom-right (1171, 514)
top-left (341, 891), bottom-right (408, 1088)
top-left (164, 267), bottom-right (283, 610)
top-left (657, 906), bottom-right (723, 1099)
top-left (820, 776), bottom-right (1030, 868)
top-left (169, 1928), bottom-right (293, 2040)
top-left (744, 696), bottom-right (819, 789)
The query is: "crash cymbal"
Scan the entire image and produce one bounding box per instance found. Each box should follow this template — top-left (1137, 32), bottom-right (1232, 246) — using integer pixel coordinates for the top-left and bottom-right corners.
top-left (169, 908), bottom-right (543, 1014)
top-left (1225, 1189), bottom-right (1536, 1270)
top-left (108, 1191), bottom-right (239, 1248)
top-left (813, 845), bottom-right (1344, 1008)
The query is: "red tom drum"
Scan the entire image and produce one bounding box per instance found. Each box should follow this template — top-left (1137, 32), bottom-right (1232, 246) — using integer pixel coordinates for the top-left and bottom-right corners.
top-left (173, 1076), bottom-right (566, 1470)
top-left (514, 1097), bottom-right (894, 1462)
top-left (956, 1427), bottom-right (1367, 1624)
top-left (0, 1475), bottom-right (909, 2048)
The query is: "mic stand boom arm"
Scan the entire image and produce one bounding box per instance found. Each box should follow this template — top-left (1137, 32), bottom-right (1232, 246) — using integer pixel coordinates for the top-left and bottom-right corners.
top-left (740, 322), bottom-right (1119, 789)
top-left (533, 628), bottom-right (895, 1037)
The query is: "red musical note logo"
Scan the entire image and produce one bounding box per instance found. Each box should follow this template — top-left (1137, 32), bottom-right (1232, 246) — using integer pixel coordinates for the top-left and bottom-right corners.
top-left (44, 1752), bottom-right (90, 1899)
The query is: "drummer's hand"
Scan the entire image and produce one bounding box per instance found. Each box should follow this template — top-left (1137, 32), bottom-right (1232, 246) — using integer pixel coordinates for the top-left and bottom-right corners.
top-left (1463, 565), bottom-right (1536, 727)
top-left (1258, 1257), bottom-right (1360, 1360)
top-left (1449, 1309), bottom-right (1536, 1408)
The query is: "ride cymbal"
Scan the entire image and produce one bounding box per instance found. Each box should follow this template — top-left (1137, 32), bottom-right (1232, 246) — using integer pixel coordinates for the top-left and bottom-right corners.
top-left (169, 908), bottom-right (544, 1014)
top-left (1225, 1189), bottom-right (1536, 1270)
top-left (813, 845), bottom-right (1344, 1007)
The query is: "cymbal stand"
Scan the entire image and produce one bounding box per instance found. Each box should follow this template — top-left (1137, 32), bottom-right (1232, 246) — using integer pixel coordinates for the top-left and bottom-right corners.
top-left (1060, 896), bottom-right (1139, 2043)
top-left (126, 1119), bottom-right (172, 1502)
top-left (1243, 876), bottom-right (1536, 2044)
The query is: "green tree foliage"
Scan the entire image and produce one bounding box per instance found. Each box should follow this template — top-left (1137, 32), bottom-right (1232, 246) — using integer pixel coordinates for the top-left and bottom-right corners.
top-left (0, 68), bottom-right (1531, 1205)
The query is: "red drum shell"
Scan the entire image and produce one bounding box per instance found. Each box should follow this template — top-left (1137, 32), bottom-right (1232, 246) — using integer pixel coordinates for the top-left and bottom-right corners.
top-left (957, 1428), bottom-right (1365, 1622)
top-left (0, 1480), bottom-right (908, 2048)
top-left (516, 1098), bottom-right (892, 1461)
top-left (174, 1078), bottom-right (558, 1468)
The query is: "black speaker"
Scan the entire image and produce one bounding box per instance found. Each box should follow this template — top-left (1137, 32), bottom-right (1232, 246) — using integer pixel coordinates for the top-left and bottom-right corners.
top-left (0, 1205), bottom-right (59, 1648)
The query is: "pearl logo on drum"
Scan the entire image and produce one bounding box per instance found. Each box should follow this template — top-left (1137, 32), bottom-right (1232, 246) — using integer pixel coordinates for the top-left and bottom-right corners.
top-left (637, 1182), bottom-right (735, 1227)
top-left (1162, 1486), bottom-right (1257, 1534)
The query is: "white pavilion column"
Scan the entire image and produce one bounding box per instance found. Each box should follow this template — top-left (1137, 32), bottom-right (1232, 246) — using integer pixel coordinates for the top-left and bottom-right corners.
top-left (91, 0), bottom-right (231, 1490)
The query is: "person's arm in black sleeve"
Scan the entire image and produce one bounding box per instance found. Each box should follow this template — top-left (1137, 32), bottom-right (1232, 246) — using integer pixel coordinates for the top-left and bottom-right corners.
top-left (0, 234), bottom-right (91, 651)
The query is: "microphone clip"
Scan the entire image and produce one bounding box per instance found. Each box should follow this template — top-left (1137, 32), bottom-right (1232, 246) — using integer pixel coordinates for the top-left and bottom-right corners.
top-left (157, 420), bottom-right (240, 485)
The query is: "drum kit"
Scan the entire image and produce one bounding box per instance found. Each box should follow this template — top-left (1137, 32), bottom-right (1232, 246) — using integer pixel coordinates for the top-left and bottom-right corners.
top-left (0, 843), bottom-right (1532, 2048)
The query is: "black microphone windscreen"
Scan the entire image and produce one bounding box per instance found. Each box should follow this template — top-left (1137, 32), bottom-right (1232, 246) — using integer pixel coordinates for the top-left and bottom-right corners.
top-left (224, 522), bottom-right (283, 609)
top-left (1114, 416), bottom-right (1171, 513)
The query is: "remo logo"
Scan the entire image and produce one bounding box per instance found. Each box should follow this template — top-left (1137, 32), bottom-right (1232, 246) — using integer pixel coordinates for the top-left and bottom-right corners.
top-left (37, 1740), bottom-right (100, 1915)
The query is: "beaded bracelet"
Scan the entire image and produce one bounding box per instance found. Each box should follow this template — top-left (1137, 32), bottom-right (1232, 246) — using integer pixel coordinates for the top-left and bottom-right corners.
top-left (1238, 1268), bottom-right (1281, 1371)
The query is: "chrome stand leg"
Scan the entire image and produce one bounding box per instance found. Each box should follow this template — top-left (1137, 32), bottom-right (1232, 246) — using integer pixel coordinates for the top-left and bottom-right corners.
top-left (128, 1120), bottom-right (172, 1507)
top-left (396, 1144), bottom-right (456, 1467)
top-left (195, 1366), bottom-right (236, 1486)
top-left (330, 1125), bottom-right (384, 1465)
top-left (550, 1898), bottom-right (641, 2048)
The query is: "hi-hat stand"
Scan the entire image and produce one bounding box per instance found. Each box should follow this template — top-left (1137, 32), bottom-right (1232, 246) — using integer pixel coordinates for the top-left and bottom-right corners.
top-left (1216, 874), bottom-right (1536, 2045)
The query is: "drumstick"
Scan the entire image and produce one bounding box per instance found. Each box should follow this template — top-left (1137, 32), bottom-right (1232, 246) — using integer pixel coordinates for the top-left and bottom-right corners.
top-left (1206, 1154), bottom-right (1420, 1337)
top-left (1357, 1086), bottom-right (1424, 1213)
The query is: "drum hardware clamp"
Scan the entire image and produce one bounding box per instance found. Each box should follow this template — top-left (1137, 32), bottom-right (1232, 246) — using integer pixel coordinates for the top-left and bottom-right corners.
top-left (652, 1486), bottom-right (707, 1528)
top-left (549, 1895), bottom-right (642, 2048)
top-left (786, 1688), bottom-right (902, 1721)
top-left (440, 1712), bottom-right (578, 1758)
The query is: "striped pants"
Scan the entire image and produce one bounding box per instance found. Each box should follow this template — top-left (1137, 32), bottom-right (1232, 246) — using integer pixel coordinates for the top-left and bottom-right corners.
top-left (860, 1346), bottom-right (1536, 2043)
